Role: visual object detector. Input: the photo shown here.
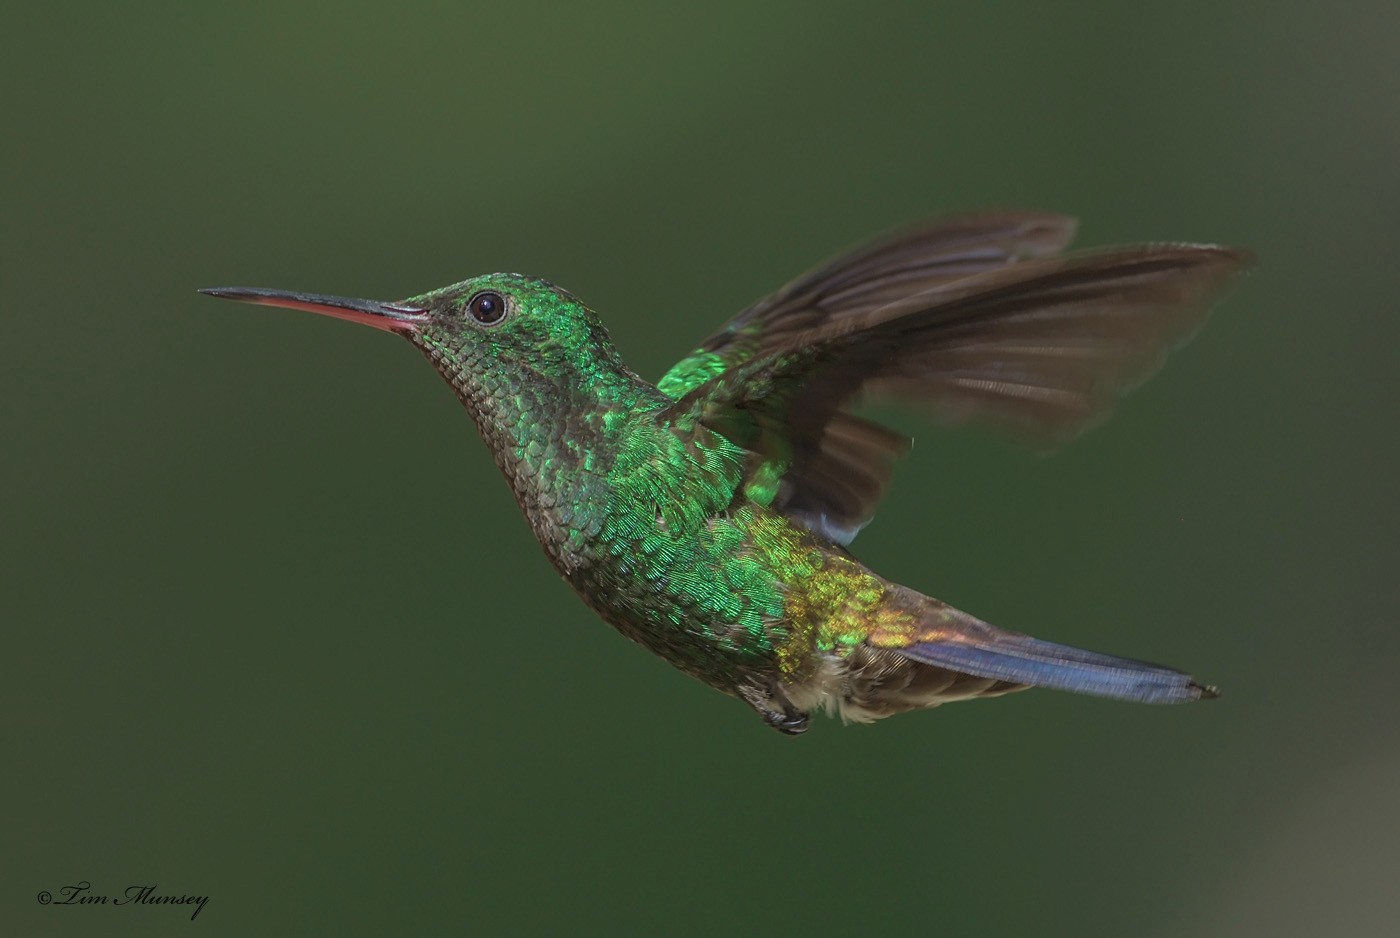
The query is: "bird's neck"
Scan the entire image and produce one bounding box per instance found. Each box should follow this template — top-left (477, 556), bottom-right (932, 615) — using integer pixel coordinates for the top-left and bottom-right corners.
top-left (409, 333), bottom-right (662, 566)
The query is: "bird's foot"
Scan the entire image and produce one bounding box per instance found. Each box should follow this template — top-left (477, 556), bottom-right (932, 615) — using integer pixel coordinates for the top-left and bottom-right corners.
top-left (738, 681), bottom-right (810, 736)
top-left (764, 709), bottom-right (810, 736)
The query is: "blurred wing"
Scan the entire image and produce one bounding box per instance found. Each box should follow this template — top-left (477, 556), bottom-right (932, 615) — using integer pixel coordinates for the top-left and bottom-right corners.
top-left (656, 211), bottom-right (1080, 542)
top-left (661, 242), bottom-right (1253, 543)
top-left (657, 211), bottom-right (1078, 399)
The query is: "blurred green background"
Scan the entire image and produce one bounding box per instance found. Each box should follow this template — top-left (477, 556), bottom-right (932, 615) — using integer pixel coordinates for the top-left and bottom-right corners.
top-left (5, 2), bottom-right (1398, 935)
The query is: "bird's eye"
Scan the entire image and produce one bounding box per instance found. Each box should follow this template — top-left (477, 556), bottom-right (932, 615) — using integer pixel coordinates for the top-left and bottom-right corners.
top-left (467, 291), bottom-right (507, 325)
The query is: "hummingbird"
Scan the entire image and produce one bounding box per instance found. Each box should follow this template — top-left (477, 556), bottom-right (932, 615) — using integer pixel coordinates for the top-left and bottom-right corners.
top-left (201, 212), bottom-right (1250, 735)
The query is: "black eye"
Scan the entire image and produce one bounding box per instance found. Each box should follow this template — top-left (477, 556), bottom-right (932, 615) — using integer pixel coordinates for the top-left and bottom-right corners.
top-left (467, 291), bottom-right (507, 325)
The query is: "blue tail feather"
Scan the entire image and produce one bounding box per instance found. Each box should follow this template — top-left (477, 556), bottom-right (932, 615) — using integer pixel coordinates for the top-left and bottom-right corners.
top-left (900, 631), bottom-right (1216, 704)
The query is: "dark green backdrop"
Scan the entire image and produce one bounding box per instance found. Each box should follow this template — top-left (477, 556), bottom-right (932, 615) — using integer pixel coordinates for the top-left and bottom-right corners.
top-left (6, 2), bottom-right (1398, 936)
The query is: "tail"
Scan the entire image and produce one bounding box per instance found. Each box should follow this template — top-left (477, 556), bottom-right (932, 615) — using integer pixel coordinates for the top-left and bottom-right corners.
top-left (894, 603), bottom-right (1218, 704)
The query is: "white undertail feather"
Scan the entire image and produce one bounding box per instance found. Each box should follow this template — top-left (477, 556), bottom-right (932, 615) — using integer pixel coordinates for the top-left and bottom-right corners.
top-left (785, 652), bottom-right (1028, 724)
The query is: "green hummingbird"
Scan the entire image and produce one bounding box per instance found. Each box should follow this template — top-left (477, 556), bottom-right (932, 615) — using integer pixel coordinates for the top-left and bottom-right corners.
top-left (201, 212), bottom-right (1249, 735)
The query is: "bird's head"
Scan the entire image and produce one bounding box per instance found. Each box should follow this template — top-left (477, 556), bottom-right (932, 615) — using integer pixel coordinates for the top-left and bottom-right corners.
top-left (200, 273), bottom-right (630, 399)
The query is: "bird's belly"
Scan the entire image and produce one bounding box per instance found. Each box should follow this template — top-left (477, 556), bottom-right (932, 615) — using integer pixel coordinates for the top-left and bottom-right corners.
top-left (564, 511), bottom-right (800, 694)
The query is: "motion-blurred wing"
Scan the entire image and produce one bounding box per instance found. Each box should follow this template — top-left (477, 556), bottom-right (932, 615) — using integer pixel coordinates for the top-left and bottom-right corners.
top-left (658, 211), bottom-right (1078, 399)
top-left (661, 240), bottom-right (1252, 543)
top-left (656, 212), bottom-right (1080, 542)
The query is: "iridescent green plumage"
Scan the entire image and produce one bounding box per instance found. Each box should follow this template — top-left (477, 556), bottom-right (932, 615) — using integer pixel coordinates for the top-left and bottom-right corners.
top-left (202, 212), bottom-right (1251, 734)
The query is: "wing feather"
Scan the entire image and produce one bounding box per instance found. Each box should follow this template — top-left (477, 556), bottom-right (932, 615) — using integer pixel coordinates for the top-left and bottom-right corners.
top-left (657, 215), bottom-right (1251, 543)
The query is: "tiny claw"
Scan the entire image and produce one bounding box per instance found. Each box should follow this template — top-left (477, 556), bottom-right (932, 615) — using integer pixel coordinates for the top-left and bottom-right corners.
top-left (761, 707), bottom-right (810, 736)
top-left (738, 681), bottom-right (811, 735)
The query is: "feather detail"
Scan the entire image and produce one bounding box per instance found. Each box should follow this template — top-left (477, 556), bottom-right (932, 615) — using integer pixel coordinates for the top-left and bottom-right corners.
top-left (659, 228), bottom-right (1252, 542)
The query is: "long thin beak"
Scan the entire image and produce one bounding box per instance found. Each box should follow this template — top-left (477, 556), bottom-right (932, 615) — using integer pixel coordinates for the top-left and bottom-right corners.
top-left (198, 286), bottom-right (430, 333)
